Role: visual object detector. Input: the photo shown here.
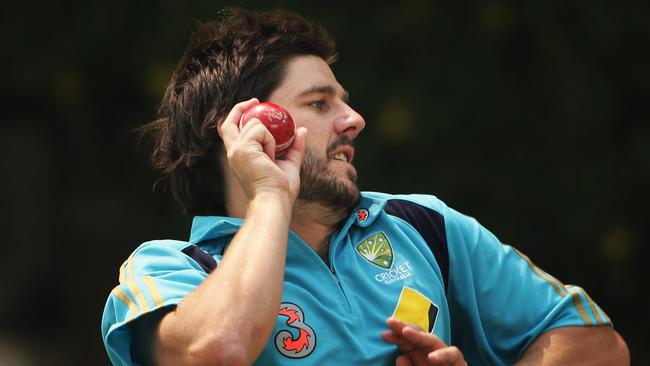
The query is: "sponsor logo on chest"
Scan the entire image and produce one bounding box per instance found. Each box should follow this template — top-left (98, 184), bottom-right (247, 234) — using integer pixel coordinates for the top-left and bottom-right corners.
top-left (275, 302), bottom-right (316, 358)
top-left (355, 232), bottom-right (413, 284)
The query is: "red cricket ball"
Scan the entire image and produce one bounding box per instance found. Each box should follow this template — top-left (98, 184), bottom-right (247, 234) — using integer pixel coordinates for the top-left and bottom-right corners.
top-left (239, 102), bottom-right (296, 155)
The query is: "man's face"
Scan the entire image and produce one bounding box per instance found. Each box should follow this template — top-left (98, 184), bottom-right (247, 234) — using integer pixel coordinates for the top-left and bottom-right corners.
top-left (268, 55), bottom-right (366, 211)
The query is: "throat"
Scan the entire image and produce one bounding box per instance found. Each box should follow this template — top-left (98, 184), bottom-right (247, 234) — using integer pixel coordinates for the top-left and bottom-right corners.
top-left (290, 201), bottom-right (344, 267)
top-left (316, 238), bottom-right (330, 266)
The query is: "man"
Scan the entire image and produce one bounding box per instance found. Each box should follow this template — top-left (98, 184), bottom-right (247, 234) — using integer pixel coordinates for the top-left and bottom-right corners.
top-left (102, 8), bottom-right (629, 365)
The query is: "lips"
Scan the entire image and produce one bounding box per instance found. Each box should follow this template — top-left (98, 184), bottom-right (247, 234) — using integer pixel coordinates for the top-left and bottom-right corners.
top-left (328, 145), bottom-right (354, 164)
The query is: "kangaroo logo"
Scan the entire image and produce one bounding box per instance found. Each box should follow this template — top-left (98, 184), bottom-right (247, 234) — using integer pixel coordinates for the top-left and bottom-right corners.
top-left (275, 302), bottom-right (317, 358)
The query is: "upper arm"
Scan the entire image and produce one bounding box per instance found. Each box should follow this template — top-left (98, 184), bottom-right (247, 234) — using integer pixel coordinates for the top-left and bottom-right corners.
top-left (517, 326), bottom-right (629, 365)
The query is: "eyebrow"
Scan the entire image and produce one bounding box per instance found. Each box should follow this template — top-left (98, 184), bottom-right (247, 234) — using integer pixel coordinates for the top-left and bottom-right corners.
top-left (298, 85), bottom-right (350, 103)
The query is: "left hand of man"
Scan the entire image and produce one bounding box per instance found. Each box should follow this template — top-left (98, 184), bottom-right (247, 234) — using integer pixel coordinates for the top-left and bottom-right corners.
top-left (381, 317), bottom-right (467, 366)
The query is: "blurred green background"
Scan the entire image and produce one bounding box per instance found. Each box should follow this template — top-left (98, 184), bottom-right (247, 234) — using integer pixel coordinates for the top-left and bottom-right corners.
top-left (1, 1), bottom-right (648, 364)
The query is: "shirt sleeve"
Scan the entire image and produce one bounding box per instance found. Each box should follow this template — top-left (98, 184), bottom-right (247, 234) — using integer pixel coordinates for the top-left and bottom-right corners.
top-left (443, 205), bottom-right (612, 365)
top-left (100, 239), bottom-right (218, 366)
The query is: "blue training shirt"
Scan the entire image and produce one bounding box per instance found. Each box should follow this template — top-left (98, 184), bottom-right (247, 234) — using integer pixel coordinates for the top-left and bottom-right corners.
top-left (101, 192), bottom-right (611, 365)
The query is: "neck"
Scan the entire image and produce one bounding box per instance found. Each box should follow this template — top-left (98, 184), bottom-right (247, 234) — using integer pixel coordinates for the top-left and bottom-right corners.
top-left (222, 159), bottom-right (351, 260)
top-left (227, 189), bottom-right (347, 260)
top-left (289, 200), bottom-right (349, 261)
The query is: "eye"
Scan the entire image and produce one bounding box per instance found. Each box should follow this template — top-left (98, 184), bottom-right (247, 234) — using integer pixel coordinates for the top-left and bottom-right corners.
top-left (308, 100), bottom-right (327, 110)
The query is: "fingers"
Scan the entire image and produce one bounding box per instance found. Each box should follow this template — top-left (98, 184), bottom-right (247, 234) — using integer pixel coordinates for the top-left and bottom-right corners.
top-left (396, 355), bottom-right (413, 366)
top-left (386, 317), bottom-right (446, 349)
top-left (386, 316), bottom-right (409, 334)
top-left (218, 98), bottom-right (259, 151)
top-left (428, 346), bottom-right (466, 365)
top-left (401, 325), bottom-right (447, 350)
top-left (388, 327), bottom-right (449, 361)
top-left (220, 98), bottom-right (302, 163)
top-left (384, 317), bottom-right (467, 365)
top-left (220, 97), bottom-right (280, 163)
top-left (381, 330), bottom-right (417, 353)
top-left (380, 330), bottom-right (402, 344)
top-left (239, 119), bottom-right (277, 159)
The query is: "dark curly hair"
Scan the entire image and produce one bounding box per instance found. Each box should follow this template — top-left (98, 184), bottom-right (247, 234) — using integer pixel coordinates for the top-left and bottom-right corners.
top-left (141, 8), bottom-right (337, 217)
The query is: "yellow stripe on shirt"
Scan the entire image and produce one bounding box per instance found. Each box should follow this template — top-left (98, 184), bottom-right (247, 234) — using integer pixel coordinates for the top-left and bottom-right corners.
top-left (568, 285), bottom-right (608, 325)
top-left (567, 287), bottom-right (593, 325)
top-left (118, 251), bottom-right (164, 316)
top-left (513, 247), bottom-right (604, 326)
top-left (126, 278), bottom-right (150, 314)
top-left (580, 288), bottom-right (610, 325)
top-left (513, 247), bottom-right (567, 297)
top-left (112, 286), bottom-right (138, 321)
top-left (143, 276), bottom-right (164, 308)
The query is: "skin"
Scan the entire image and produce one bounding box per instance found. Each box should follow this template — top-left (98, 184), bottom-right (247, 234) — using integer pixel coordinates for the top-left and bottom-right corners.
top-left (151, 55), bottom-right (630, 365)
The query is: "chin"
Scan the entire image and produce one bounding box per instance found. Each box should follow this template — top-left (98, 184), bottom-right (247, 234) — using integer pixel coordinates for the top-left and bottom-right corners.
top-left (299, 146), bottom-right (361, 211)
top-left (298, 172), bottom-right (360, 212)
top-left (329, 161), bottom-right (357, 182)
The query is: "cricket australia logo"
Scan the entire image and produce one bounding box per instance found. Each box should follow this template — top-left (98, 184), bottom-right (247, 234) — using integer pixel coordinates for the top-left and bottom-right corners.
top-left (356, 232), bottom-right (393, 269)
top-left (275, 303), bottom-right (316, 359)
top-left (356, 232), bottom-right (414, 284)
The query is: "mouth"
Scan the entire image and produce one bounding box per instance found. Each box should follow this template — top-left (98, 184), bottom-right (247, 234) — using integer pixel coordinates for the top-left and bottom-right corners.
top-left (328, 145), bottom-right (354, 164)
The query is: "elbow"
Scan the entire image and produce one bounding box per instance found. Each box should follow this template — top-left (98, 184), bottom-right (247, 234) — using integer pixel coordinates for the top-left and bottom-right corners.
top-left (156, 311), bottom-right (254, 366)
top-left (610, 330), bottom-right (630, 365)
top-left (578, 327), bottom-right (630, 366)
top-left (185, 338), bottom-right (250, 366)
top-left (156, 332), bottom-right (251, 366)
top-left (165, 340), bottom-right (252, 366)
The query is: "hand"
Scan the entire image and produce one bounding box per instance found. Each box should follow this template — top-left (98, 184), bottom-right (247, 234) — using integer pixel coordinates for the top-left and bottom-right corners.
top-left (219, 98), bottom-right (308, 202)
top-left (381, 317), bottom-right (467, 366)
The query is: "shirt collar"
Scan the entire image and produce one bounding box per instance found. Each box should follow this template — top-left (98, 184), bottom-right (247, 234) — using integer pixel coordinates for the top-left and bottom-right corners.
top-left (189, 216), bottom-right (243, 244)
top-left (188, 192), bottom-right (388, 243)
top-left (352, 192), bottom-right (388, 227)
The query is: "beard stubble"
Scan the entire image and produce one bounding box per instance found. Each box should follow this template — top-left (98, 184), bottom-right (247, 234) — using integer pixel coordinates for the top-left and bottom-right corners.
top-left (297, 135), bottom-right (361, 214)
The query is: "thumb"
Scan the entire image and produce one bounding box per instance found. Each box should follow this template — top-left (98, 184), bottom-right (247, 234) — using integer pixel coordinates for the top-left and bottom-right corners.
top-left (282, 127), bottom-right (308, 167)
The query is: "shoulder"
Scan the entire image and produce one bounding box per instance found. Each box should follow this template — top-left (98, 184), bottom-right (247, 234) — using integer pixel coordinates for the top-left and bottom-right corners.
top-left (127, 239), bottom-right (193, 267)
top-left (362, 192), bottom-right (452, 290)
top-left (362, 192), bottom-right (473, 230)
top-left (121, 238), bottom-right (224, 278)
top-left (360, 191), bottom-right (475, 238)
top-left (132, 239), bottom-right (193, 256)
top-left (362, 191), bottom-right (447, 213)
top-left (361, 191), bottom-right (481, 239)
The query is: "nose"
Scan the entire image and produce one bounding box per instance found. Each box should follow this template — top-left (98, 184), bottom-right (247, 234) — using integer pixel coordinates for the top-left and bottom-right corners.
top-left (335, 103), bottom-right (366, 140)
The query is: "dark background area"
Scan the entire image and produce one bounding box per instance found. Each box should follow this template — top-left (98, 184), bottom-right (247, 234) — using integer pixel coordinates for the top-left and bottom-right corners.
top-left (1, 1), bottom-right (648, 364)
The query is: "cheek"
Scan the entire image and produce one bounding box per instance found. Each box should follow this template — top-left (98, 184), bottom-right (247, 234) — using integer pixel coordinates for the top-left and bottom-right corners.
top-left (298, 116), bottom-right (328, 136)
top-left (303, 141), bottom-right (331, 166)
top-left (305, 140), bottom-right (326, 158)
top-left (294, 114), bottom-right (333, 150)
top-left (303, 129), bottom-right (329, 151)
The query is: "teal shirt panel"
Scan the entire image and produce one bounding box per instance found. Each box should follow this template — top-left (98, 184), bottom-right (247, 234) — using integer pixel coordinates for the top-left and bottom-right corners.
top-left (101, 192), bottom-right (611, 365)
top-left (377, 193), bottom-right (612, 365)
top-left (101, 239), bottom-right (211, 366)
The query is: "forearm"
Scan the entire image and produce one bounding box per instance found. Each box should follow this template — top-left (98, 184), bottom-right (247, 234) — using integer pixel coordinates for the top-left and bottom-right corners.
top-left (516, 326), bottom-right (629, 366)
top-left (155, 192), bottom-right (292, 365)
